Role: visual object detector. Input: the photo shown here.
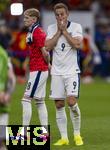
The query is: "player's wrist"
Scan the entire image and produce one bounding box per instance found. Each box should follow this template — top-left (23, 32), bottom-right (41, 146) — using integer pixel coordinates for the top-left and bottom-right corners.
top-left (62, 29), bottom-right (68, 35)
top-left (56, 30), bottom-right (61, 36)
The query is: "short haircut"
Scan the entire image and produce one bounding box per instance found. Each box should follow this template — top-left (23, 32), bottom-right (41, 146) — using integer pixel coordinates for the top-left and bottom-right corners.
top-left (53, 3), bottom-right (68, 13)
top-left (24, 8), bottom-right (40, 19)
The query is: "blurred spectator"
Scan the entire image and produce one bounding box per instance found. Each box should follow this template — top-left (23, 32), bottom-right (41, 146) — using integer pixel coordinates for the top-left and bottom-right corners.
top-left (91, 0), bottom-right (101, 14)
top-left (95, 22), bottom-right (110, 82)
top-left (78, 0), bottom-right (92, 10)
top-left (10, 27), bottom-right (29, 84)
top-left (100, 0), bottom-right (110, 18)
top-left (68, 0), bottom-right (81, 9)
top-left (80, 27), bottom-right (101, 83)
top-left (40, 0), bottom-right (68, 9)
top-left (0, 20), bottom-right (12, 52)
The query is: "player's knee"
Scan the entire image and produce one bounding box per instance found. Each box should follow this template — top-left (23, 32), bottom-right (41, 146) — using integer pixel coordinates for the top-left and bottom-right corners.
top-left (22, 96), bottom-right (32, 103)
top-left (34, 98), bottom-right (45, 105)
top-left (55, 100), bottom-right (65, 109)
top-left (67, 96), bottom-right (77, 107)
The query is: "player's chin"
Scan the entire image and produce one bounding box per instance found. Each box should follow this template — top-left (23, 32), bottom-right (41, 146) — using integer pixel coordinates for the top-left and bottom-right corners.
top-left (24, 22), bottom-right (29, 27)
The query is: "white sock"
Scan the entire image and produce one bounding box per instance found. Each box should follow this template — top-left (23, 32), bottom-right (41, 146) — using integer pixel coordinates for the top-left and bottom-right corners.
top-left (22, 100), bottom-right (32, 125)
top-left (69, 103), bottom-right (81, 136)
top-left (0, 114), bottom-right (9, 125)
top-left (56, 107), bottom-right (68, 139)
top-left (35, 100), bottom-right (48, 126)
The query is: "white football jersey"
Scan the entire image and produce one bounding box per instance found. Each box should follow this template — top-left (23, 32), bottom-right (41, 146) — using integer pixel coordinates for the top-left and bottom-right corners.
top-left (46, 21), bottom-right (83, 75)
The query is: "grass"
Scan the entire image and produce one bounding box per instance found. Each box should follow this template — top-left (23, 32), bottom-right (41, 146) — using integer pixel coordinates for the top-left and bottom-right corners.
top-left (9, 77), bottom-right (110, 150)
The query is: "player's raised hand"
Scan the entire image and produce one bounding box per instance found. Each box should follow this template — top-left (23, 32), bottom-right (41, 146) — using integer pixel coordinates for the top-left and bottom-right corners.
top-left (61, 20), bottom-right (67, 30)
top-left (57, 21), bottom-right (62, 34)
top-left (58, 20), bottom-right (67, 33)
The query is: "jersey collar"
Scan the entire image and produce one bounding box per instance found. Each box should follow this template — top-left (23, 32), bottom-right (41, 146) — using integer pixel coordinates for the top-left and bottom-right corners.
top-left (26, 22), bottom-right (39, 44)
top-left (67, 21), bottom-right (71, 28)
top-left (29, 22), bottom-right (40, 33)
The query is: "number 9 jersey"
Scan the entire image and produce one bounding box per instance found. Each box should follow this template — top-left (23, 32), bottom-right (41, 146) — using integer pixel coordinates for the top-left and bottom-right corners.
top-left (46, 21), bottom-right (83, 75)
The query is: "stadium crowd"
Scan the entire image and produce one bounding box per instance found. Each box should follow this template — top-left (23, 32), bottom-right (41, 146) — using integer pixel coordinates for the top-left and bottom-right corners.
top-left (0, 0), bottom-right (110, 83)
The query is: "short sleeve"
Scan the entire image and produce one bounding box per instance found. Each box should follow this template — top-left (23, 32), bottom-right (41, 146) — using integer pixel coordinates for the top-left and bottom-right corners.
top-left (46, 25), bottom-right (54, 40)
top-left (72, 24), bottom-right (83, 39)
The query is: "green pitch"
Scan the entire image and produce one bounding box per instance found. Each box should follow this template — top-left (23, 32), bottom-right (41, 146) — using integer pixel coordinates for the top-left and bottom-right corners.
top-left (9, 78), bottom-right (110, 150)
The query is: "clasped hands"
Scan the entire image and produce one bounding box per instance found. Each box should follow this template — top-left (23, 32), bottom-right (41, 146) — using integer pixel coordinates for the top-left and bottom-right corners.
top-left (57, 20), bottom-right (67, 34)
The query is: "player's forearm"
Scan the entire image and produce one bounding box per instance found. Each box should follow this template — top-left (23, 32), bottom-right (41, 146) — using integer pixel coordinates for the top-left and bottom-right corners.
top-left (63, 30), bottom-right (82, 49)
top-left (41, 47), bottom-right (50, 64)
top-left (43, 52), bottom-right (50, 64)
top-left (45, 31), bottom-right (61, 51)
top-left (45, 53), bottom-right (50, 64)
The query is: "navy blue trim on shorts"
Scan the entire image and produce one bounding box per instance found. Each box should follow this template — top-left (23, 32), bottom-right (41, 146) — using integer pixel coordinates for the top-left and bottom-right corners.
top-left (77, 50), bottom-right (80, 70)
top-left (30, 71), bottom-right (41, 98)
top-left (77, 73), bottom-right (80, 99)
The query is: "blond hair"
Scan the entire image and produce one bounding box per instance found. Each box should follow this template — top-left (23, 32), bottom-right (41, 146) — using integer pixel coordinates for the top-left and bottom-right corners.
top-left (24, 8), bottom-right (40, 20)
top-left (53, 3), bottom-right (68, 13)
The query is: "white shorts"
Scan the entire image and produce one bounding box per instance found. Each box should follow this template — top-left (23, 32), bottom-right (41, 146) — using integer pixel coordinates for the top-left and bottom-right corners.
top-left (50, 74), bottom-right (80, 100)
top-left (24, 71), bottom-right (48, 99)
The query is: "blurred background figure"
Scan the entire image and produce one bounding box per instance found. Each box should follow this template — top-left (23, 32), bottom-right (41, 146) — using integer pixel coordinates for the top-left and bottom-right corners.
top-left (80, 27), bottom-right (102, 84)
top-left (95, 20), bottom-right (110, 83)
top-left (9, 27), bottom-right (29, 84)
top-left (0, 20), bottom-right (12, 54)
top-left (0, 46), bottom-right (16, 150)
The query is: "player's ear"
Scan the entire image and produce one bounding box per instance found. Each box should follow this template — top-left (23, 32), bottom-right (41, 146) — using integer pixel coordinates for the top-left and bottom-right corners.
top-left (32, 16), bottom-right (38, 23)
